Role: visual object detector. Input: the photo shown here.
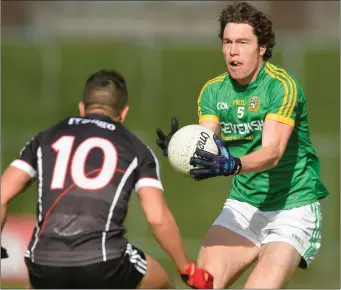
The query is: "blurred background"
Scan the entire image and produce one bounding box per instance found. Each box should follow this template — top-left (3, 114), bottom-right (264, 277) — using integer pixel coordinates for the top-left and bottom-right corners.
top-left (1, 1), bottom-right (340, 288)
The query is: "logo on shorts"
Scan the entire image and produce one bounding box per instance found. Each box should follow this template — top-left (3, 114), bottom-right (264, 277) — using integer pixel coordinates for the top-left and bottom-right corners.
top-left (125, 243), bottom-right (147, 275)
top-left (292, 234), bottom-right (304, 246)
top-left (248, 96), bottom-right (260, 112)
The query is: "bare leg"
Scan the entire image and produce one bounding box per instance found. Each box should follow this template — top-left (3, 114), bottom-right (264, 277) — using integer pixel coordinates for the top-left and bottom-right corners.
top-left (197, 225), bottom-right (259, 289)
top-left (138, 254), bottom-right (175, 289)
top-left (244, 242), bottom-right (301, 289)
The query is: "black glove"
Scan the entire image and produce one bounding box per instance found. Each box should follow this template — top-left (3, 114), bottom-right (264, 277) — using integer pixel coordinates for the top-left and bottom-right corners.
top-left (156, 117), bottom-right (179, 156)
top-left (1, 246), bottom-right (9, 259)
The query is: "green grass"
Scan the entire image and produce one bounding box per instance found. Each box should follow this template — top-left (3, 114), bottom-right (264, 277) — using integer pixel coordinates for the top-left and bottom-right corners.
top-left (1, 40), bottom-right (340, 288)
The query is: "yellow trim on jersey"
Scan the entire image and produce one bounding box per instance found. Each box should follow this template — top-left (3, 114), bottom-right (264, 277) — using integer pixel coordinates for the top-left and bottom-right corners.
top-left (199, 115), bottom-right (220, 124)
top-left (197, 73), bottom-right (227, 117)
top-left (264, 63), bottom-right (297, 119)
top-left (267, 63), bottom-right (297, 118)
top-left (265, 113), bottom-right (295, 127)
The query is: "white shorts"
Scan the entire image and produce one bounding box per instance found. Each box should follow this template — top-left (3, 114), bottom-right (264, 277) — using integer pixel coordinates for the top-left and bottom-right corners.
top-left (213, 199), bottom-right (322, 268)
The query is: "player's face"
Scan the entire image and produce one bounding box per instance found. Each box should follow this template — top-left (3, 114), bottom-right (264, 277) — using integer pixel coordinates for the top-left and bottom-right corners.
top-left (222, 23), bottom-right (266, 85)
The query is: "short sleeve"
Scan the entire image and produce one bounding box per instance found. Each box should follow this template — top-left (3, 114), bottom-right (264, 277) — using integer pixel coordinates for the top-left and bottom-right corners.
top-left (197, 76), bottom-right (225, 124)
top-left (265, 75), bottom-right (299, 128)
top-left (135, 146), bottom-right (163, 192)
top-left (10, 133), bottom-right (42, 178)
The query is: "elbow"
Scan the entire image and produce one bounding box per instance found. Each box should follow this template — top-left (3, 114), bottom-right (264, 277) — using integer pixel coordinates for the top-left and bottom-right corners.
top-left (147, 211), bottom-right (168, 229)
top-left (148, 217), bottom-right (165, 228)
top-left (271, 158), bottom-right (280, 168)
top-left (268, 148), bottom-right (284, 169)
top-left (0, 197), bottom-right (8, 206)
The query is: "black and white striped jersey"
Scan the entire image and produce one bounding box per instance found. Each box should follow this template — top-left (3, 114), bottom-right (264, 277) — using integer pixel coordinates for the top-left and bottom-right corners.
top-left (11, 114), bottom-right (163, 266)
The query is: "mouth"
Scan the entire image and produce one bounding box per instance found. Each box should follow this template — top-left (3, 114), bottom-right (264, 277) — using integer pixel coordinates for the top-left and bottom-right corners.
top-left (229, 61), bottom-right (243, 69)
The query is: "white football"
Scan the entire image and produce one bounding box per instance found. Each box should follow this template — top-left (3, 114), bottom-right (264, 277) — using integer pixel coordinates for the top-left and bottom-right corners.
top-left (168, 124), bottom-right (219, 177)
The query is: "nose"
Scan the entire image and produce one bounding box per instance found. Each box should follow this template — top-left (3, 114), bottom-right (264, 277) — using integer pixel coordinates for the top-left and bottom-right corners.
top-left (230, 43), bottom-right (239, 56)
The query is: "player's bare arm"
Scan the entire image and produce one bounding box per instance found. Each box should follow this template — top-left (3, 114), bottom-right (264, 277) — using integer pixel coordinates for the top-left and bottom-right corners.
top-left (137, 186), bottom-right (189, 272)
top-left (239, 119), bottom-right (293, 173)
top-left (1, 166), bottom-right (32, 230)
top-left (137, 186), bottom-right (213, 288)
top-left (200, 121), bottom-right (220, 135)
top-left (189, 120), bottom-right (294, 179)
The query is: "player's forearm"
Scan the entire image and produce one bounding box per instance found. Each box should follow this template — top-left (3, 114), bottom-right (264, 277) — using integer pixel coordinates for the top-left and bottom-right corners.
top-left (149, 208), bottom-right (189, 272)
top-left (239, 146), bottom-right (281, 173)
top-left (1, 203), bottom-right (8, 232)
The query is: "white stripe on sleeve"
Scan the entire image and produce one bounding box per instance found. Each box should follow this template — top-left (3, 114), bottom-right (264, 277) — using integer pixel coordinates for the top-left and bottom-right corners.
top-left (10, 159), bottom-right (37, 178)
top-left (135, 178), bottom-right (164, 191)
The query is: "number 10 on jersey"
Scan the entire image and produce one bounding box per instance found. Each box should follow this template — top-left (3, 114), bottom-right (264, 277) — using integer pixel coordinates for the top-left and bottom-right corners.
top-left (51, 136), bottom-right (118, 190)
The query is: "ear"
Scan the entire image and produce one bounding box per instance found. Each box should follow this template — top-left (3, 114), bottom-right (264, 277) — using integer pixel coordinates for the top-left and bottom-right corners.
top-left (78, 102), bottom-right (86, 117)
top-left (260, 45), bottom-right (267, 57)
top-left (119, 105), bottom-right (130, 123)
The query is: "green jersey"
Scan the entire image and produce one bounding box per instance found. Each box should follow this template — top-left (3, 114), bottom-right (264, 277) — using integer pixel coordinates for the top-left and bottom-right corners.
top-left (197, 61), bottom-right (329, 210)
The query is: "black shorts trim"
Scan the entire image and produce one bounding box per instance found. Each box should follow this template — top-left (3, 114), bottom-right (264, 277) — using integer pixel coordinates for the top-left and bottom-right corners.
top-left (25, 243), bottom-right (147, 289)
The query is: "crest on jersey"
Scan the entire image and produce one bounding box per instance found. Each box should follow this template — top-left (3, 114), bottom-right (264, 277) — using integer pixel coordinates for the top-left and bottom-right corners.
top-left (248, 96), bottom-right (260, 112)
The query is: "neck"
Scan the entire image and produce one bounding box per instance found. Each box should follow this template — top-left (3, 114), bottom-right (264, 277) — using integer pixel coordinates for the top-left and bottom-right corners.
top-left (85, 109), bottom-right (120, 122)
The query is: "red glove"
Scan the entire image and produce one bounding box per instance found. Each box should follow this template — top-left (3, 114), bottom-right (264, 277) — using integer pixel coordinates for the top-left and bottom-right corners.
top-left (180, 262), bottom-right (214, 289)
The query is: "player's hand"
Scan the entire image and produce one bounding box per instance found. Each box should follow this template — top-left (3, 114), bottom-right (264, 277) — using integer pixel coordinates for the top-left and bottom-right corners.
top-left (156, 117), bottom-right (179, 157)
top-left (180, 262), bottom-right (213, 289)
top-left (1, 246), bottom-right (9, 259)
top-left (189, 134), bottom-right (242, 180)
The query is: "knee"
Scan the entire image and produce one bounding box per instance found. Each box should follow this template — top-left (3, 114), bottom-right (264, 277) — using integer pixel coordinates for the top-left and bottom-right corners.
top-left (197, 250), bottom-right (225, 289)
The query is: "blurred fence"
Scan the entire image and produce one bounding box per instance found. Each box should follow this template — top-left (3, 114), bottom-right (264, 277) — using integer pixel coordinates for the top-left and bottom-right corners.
top-left (1, 1), bottom-right (340, 288)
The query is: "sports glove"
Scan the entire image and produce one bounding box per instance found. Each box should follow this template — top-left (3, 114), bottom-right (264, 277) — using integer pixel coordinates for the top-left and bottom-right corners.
top-left (189, 134), bottom-right (242, 180)
top-left (180, 262), bottom-right (213, 289)
top-left (156, 117), bottom-right (179, 157)
top-left (1, 246), bottom-right (9, 259)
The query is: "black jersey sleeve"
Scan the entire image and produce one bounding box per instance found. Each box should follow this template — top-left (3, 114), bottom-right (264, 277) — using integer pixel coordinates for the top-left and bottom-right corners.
top-left (135, 146), bottom-right (164, 192)
top-left (10, 133), bottom-right (42, 178)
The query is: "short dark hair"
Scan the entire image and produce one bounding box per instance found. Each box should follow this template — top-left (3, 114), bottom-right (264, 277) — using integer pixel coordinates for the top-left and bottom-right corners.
top-left (218, 1), bottom-right (276, 61)
top-left (83, 70), bottom-right (128, 116)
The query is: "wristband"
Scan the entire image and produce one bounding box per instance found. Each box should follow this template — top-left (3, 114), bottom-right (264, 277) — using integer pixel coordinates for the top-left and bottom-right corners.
top-left (233, 157), bottom-right (242, 175)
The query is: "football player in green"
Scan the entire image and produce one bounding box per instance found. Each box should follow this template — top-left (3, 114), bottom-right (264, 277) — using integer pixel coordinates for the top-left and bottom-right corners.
top-left (156, 2), bottom-right (329, 288)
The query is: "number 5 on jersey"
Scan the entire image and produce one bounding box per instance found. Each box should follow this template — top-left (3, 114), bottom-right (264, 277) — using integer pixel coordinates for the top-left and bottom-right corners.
top-left (51, 136), bottom-right (118, 190)
top-left (237, 106), bottom-right (245, 118)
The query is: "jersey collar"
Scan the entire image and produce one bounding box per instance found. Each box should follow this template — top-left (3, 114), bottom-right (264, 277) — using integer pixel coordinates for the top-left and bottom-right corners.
top-left (85, 113), bottom-right (114, 123)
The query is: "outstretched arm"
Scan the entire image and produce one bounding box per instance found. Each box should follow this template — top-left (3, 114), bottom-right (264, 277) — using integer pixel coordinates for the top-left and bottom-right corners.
top-left (1, 166), bottom-right (33, 231)
top-left (137, 186), bottom-right (213, 288)
top-left (137, 186), bottom-right (189, 272)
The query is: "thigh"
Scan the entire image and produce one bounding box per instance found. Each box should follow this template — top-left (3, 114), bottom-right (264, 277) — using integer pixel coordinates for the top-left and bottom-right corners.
top-left (137, 254), bottom-right (174, 289)
top-left (198, 225), bottom-right (259, 289)
top-left (262, 201), bottom-right (323, 269)
top-left (244, 242), bottom-right (301, 288)
top-left (197, 199), bottom-right (264, 288)
top-left (25, 258), bottom-right (73, 289)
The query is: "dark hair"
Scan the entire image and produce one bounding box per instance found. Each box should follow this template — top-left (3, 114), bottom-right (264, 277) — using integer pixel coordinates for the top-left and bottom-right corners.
top-left (218, 1), bottom-right (275, 61)
top-left (83, 70), bottom-right (128, 116)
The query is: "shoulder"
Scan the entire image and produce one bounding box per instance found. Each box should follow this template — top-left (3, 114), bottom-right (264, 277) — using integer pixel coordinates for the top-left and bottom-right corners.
top-left (120, 126), bottom-right (151, 155)
top-left (263, 62), bottom-right (301, 92)
top-left (126, 131), bottom-right (158, 166)
top-left (38, 117), bottom-right (75, 139)
top-left (199, 72), bottom-right (228, 94)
